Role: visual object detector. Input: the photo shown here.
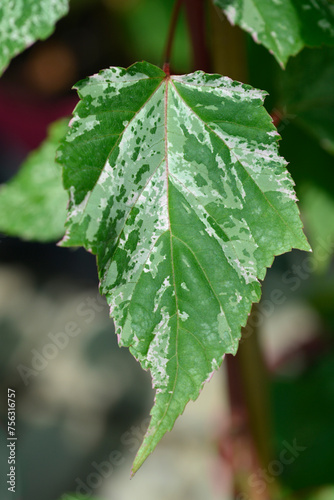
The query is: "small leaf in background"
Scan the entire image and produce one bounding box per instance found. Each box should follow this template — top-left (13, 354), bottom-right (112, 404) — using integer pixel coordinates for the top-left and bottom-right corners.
top-left (277, 47), bottom-right (334, 155)
top-left (272, 352), bottom-right (334, 491)
top-left (0, 118), bottom-right (68, 242)
top-left (301, 184), bottom-right (334, 273)
top-left (0, 0), bottom-right (70, 75)
top-left (57, 61), bottom-right (310, 472)
top-left (59, 496), bottom-right (102, 500)
top-left (213, 0), bottom-right (334, 67)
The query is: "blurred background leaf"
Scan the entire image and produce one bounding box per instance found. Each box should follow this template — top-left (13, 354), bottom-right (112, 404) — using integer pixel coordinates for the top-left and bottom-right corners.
top-left (0, 0), bottom-right (70, 75)
top-left (213, 0), bottom-right (334, 66)
top-left (277, 47), bottom-right (334, 156)
top-left (0, 119), bottom-right (68, 242)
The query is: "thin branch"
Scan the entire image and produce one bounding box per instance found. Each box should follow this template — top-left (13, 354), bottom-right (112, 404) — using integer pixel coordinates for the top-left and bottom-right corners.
top-left (163, 0), bottom-right (184, 68)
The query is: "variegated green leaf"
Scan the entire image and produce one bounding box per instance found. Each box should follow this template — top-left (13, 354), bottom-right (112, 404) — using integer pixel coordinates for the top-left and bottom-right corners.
top-left (277, 46), bottom-right (334, 155)
top-left (0, 119), bottom-right (68, 241)
top-left (213, 0), bottom-right (334, 67)
top-left (0, 0), bottom-right (69, 75)
top-left (57, 61), bottom-right (310, 473)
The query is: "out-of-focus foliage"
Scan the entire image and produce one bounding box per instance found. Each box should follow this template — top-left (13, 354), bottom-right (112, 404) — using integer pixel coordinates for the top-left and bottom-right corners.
top-left (111, 0), bottom-right (191, 72)
top-left (304, 487), bottom-right (334, 500)
top-left (277, 47), bottom-right (334, 156)
top-left (59, 496), bottom-right (102, 500)
top-left (272, 351), bottom-right (334, 490)
top-left (248, 38), bottom-right (334, 273)
top-left (0, 119), bottom-right (68, 241)
top-left (57, 60), bottom-right (309, 471)
top-left (300, 184), bottom-right (334, 274)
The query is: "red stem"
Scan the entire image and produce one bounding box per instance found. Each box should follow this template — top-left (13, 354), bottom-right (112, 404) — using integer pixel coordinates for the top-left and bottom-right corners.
top-left (184, 0), bottom-right (211, 71)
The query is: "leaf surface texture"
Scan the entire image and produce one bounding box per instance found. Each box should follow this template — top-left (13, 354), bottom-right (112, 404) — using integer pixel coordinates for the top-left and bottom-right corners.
top-left (57, 62), bottom-right (310, 472)
top-left (0, 0), bottom-right (69, 74)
